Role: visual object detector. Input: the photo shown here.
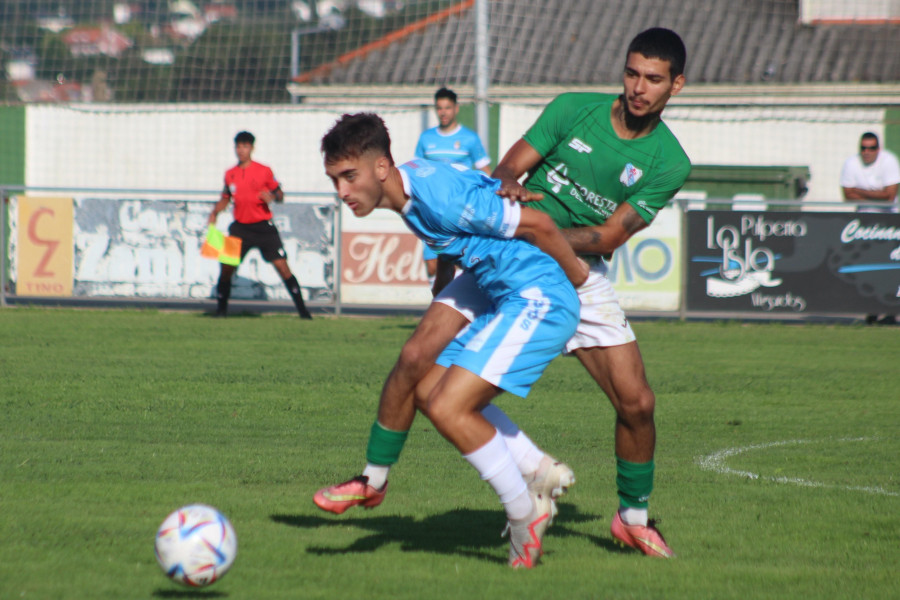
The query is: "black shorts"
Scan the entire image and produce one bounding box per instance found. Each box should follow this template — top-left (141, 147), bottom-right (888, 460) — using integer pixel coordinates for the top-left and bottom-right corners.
top-left (228, 220), bottom-right (287, 263)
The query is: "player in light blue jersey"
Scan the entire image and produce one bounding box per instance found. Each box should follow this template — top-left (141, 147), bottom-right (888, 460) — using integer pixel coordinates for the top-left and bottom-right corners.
top-left (415, 88), bottom-right (492, 283)
top-left (319, 113), bottom-right (587, 568)
top-left (415, 87), bottom-right (491, 173)
top-left (316, 28), bottom-right (688, 560)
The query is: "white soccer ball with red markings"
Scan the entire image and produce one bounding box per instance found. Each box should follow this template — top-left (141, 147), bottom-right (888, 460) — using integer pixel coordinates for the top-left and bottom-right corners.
top-left (154, 504), bottom-right (237, 587)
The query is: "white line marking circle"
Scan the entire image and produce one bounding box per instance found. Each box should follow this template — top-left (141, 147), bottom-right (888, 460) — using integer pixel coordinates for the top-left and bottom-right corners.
top-left (696, 437), bottom-right (898, 497)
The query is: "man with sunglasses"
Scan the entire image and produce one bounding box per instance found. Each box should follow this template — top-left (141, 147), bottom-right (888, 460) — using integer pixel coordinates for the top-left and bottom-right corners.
top-left (840, 132), bottom-right (899, 213)
top-left (840, 132), bottom-right (900, 325)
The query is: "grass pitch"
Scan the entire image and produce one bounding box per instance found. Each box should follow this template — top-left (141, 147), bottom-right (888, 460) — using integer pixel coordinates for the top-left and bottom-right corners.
top-left (1, 308), bottom-right (897, 599)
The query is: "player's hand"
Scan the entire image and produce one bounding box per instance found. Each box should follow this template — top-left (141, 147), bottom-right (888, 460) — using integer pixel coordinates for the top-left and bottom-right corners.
top-left (572, 258), bottom-right (590, 288)
top-left (259, 190), bottom-right (277, 204)
top-left (496, 181), bottom-right (543, 203)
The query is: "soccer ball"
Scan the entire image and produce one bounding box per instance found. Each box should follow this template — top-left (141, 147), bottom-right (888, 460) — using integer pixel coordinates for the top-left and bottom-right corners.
top-left (154, 504), bottom-right (237, 587)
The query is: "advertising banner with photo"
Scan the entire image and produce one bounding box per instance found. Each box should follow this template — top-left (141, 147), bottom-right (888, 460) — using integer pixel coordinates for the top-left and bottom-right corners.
top-left (606, 208), bottom-right (682, 312)
top-left (8, 196), bottom-right (335, 303)
top-left (338, 204), bottom-right (683, 310)
top-left (339, 205), bottom-right (433, 306)
top-left (686, 211), bottom-right (900, 314)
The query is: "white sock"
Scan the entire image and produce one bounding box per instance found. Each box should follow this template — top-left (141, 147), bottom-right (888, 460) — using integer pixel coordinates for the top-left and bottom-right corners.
top-left (362, 463), bottom-right (390, 490)
top-left (463, 430), bottom-right (532, 520)
top-left (481, 404), bottom-right (545, 476)
top-left (619, 506), bottom-right (648, 526)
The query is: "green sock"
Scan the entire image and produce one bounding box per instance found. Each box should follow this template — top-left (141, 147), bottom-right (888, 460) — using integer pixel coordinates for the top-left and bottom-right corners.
top-left (616, 457), bottom-right (654, 509)
top-left (365, 421), bottom-right (409, 466)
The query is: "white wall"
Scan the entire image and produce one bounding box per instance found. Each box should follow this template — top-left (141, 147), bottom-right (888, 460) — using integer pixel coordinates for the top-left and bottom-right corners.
top-left (26, 104), bottom-right (424, 196)
top-left (27, 102), bottom-right (888, 203)
top-left (664, 106), bottom-right (886, 202)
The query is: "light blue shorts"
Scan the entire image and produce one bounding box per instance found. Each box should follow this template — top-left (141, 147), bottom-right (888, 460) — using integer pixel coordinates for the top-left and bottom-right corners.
top-left (436, 283), bottom-right (578, 398)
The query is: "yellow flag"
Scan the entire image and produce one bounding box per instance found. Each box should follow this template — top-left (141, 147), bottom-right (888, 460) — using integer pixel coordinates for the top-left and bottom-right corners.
top-left (201, 225), bottom-right (241, 265)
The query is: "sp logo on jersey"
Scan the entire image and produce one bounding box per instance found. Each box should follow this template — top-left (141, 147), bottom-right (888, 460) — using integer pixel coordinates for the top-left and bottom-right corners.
top-left (568, 138), bottom-right (592, 153)
top-left (620, 163), bottom-right (643, 187)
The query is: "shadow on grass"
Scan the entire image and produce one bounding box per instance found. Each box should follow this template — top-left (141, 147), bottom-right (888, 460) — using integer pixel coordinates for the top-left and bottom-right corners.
top-left (271, 502), bottom-right (622, 563)
top-left (552, 503), bottom-right (627, 555)
top-left (152, 589), bottom-right (228, 598)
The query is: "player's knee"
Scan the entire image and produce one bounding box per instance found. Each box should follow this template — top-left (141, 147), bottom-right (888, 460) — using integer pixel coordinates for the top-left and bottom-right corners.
top-left (412, 378), bottom-right (433, 413)
top-left (420, 392), bottom-right (451, 430)
top-left (396, 339), bottom-right (440, 379)
top-left (617, 387), bottom-right (656, 425)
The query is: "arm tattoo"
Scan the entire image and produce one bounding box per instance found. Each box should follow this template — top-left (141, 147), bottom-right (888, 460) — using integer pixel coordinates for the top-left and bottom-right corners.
top-left (563, 228), bottom-right (601, 253)
top-left (562, 206), bottom-right (647, 254)
top-left (622, 209), bottom-right (647, 235)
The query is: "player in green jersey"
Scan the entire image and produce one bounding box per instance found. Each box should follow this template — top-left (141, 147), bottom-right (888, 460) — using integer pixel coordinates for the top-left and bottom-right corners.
top-left (314, 27), bottom-right (689, 560)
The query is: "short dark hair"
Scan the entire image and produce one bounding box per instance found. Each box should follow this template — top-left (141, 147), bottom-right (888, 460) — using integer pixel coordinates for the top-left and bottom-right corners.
top-left (861, 132), bottom-right (879, 145)
top-left (234, 131), bottom-right (255, 145)
top-left (434, 87), bottom-right (457, 104)
top-left (321, 113), bottom-right (394, 165)
top-left (627, 27), bottom-right (686, 78)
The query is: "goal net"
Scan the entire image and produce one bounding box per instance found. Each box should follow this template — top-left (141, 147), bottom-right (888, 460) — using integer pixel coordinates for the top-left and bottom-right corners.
top-left (0, 0), bottom-right (898, 201)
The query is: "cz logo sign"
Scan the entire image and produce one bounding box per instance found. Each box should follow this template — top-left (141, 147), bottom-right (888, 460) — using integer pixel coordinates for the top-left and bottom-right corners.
top-left (16, 197), bottom-right (74, 297)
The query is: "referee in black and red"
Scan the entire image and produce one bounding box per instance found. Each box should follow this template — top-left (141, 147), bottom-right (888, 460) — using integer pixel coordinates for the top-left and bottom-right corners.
top-left (207, 131), bottom-right (312, 319)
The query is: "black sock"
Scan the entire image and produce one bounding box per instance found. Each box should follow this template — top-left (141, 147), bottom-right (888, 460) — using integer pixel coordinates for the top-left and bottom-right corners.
top-left (216, 275), bottom-right (232, 314)
top-left (283, 275), bottom-right (311, 319)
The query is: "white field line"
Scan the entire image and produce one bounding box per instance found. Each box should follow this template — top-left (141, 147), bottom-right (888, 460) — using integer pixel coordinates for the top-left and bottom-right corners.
top-left (695, 437), bottom-right (899, 497)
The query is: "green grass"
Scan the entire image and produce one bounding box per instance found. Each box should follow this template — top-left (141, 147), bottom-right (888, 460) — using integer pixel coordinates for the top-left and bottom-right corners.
top-left (1, 308), bottom-right (897, 599)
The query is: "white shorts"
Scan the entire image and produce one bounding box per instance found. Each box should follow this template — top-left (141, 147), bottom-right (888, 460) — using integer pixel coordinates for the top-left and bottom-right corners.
top-left (435, 262), bottom-right (636, 353)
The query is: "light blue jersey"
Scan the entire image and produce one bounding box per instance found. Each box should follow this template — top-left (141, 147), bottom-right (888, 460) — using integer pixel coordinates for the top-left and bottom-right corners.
top-left (414, 125), bottom-right (490, 171)
top-left (400, 160), bottom-right (567, 303)
top-left (415, 125), bottom-right (488, 262)
top-left (398, 159), bottom-right (578, 397)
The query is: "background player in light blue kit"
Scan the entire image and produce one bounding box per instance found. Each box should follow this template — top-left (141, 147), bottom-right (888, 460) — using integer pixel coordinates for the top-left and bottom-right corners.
top-left (415, 87), bottom-right (492, 285)
top-left (415, 87), bottom-right (491, 174)
top-left (320, 112), bottom-right (587, 568)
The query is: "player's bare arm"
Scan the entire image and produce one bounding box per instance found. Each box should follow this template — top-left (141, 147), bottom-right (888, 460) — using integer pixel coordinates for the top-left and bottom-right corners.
top-left (208, 187), bottom-right (232, 224)
top-left (516, 207), bottom-right (589, 287)
top-left (562, 203), bottom-right (649, 255)
top-left (492, 139), bottom-right (544, 203)
top-left (842, 185), bottom-right (898, 201)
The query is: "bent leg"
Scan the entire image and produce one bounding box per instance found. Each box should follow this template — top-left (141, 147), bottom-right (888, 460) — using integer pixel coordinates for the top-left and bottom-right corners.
top-left (422, 365), bottom-right (534, 523)
top-left (271, 257), bottom-right (292, 280)
top-left (573, 341), bottom-right (655, 463)
top-left (481, 404), bottom-right (545, 475)
top-left (377, 301), bottom-right (469, 431)
top-left (422, 365), bottom-right (500, 453)
top-left (272, 258), bottom-right (312, 319)
top-left (574, 341), bottom-right (658, 520)
top-left (355, 278), bottom-right (484, 494)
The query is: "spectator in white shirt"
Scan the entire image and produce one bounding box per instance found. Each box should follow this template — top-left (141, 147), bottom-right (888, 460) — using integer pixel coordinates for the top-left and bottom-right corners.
top-left (840, 132), bottom-right (899, 325)
top-left (840, 132), bottom-right (900, 213)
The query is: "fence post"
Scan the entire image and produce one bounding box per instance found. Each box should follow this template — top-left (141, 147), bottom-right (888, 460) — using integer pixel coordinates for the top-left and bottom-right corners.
top-left (0, 187), bottom-right (6, 308)
top-left (678, 198), bottom-right (688, 322)
top-left (333, 194), bottom-right (343, 317)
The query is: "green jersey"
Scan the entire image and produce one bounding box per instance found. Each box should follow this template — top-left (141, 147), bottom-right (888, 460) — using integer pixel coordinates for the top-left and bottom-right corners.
top-left (522, 93), bottom-right (691, 228)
